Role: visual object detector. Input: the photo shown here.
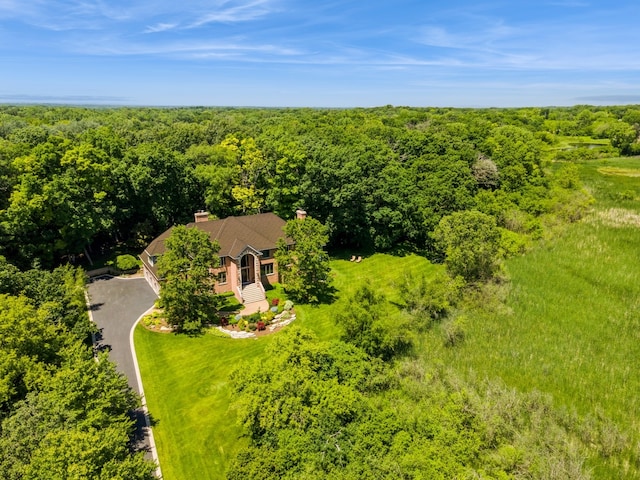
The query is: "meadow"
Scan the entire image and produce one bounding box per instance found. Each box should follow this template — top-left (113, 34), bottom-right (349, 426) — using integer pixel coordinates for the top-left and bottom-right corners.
top-left (422, 156), bottom-right (640, 477)
top-left (135, 156), bottom-right (640, 479)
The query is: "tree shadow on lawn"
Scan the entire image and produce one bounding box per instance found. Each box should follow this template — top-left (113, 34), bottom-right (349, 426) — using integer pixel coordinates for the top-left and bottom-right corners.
top-left (218, 302), bottom-right (243, 313)
top-left (330, 246), bottom-right (375, 261)
top-left (386, 241), bottom-right (435, 259)
top-left (272, 279), bottom-right (338, 307)
top-left (329, 242), bottom-right (436, 261)
top-left (311, 282), bottom-right (338, 306)
top-left (264, 280), bottom-right (337, 307)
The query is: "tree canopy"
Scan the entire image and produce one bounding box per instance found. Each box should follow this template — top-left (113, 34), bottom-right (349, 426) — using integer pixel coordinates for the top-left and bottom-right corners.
top-left (1, 104), bottom-right (634, 267)
top-left (157, 225), bottom-right (221, 333)
top-left (228, 327), bottom-right (593, 479)
top-left (0, 256), bottom-right (154, 479)
top-left (275, 215), bottom-right (332, 304)
top-left (433, 210), bottom-right (502, 282)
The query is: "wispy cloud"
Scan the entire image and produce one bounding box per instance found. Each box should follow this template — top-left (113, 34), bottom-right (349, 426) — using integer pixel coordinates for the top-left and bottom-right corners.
top-left (75, 37), bottom-right (302, 59)
top-left (420, 21), bottom-right (518, 50)
top-left (0, 1), bottom-right (277, 32)
top-left (0, 0), bottom-right (131, 30)
top-left (188, 0), bottom-right (274, 27)
top-left (144, 22), bottom-right (178, 34)
top-left (410, 7), bottom-right (640, 72)
top-left (141, 1), bottom-right (276, 33)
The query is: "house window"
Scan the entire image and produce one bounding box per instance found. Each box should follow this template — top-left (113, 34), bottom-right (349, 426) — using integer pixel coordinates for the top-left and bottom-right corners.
top-left (218, 271), bottom-right (227, 284)
top-left (261, 249), bottom-right (271, 258)
top-left (219, 256), bottom-right (226, 267)
top-left (148, 254), bottom-right (157, 266)
top-left (261, 263), bottom-right (274, 276)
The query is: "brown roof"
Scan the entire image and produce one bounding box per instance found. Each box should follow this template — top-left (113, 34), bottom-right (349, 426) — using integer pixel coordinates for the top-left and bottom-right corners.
top-left (141, 213), bottom-right (292, 279)
top-left (187, 212), bottom-right (291, 258)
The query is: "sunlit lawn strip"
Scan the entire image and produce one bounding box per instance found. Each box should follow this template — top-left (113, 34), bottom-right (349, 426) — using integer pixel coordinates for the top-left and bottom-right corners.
top-left (135, 328), bottom-right (271, 480)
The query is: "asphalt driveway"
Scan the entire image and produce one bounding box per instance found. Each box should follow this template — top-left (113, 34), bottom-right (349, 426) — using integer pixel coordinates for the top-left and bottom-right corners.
top-left (86, 274), bottom-right (161, 473)
top-left (87, 275), bottom-right (157, 394)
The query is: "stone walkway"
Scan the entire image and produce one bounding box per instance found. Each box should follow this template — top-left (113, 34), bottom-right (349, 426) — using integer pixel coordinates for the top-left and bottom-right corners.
top-left (241, 299), bottom-right (269, 315)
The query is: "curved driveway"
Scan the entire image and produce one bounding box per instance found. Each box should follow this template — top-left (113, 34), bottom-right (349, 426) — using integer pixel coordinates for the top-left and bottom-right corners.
top-left (87, 275), bottom-right (158, 393)
top-left (87, 275), bottom-right (160, 473)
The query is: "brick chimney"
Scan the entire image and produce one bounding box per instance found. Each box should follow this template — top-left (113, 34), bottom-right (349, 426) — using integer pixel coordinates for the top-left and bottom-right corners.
top-left (194, 210), bottom-right (209, 223)
top-left (296, 209), bottom-right (307, 220)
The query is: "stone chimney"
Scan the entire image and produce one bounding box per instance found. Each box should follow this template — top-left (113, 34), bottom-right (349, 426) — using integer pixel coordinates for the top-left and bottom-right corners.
top-left (194, 210), bottom-right (210, 223)
top-left (296, 209), bottom-right (307, 220)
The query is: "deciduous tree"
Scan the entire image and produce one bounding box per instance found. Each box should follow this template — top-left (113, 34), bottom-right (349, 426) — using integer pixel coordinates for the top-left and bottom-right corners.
top-left (399, 270), bottom-right (463, 324)
top-left (0, 344), bottom-right (154, 480)
top-left (336, 284), bottom-right (412, 360)
top-left (157, 226), bottom-right (221, 332)
top-left (433, 210), bottom-right (502, 282)
top-left (275, 215), bottom-right (332, 304)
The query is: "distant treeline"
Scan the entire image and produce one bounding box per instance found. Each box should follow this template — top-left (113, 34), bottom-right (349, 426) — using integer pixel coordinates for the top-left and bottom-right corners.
top-left (1, 104), bottom-right (638, 267)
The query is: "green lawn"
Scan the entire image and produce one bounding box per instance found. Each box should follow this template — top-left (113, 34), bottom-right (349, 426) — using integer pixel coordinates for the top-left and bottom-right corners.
top-left (548, 135), bottom-right (611, 151)
top-left (135, 253), bottom-right (437, 480)
top-left (135, 328), bottom-right (270, 479)
top-left (295, 253), bottom-right (441, 340)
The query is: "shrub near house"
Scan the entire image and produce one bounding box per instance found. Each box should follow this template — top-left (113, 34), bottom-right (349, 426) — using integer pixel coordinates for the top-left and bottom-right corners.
top-left (115, 254), bottom-right (139, 272)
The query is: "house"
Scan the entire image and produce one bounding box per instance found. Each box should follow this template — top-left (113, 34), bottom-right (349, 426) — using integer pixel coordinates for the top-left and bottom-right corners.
top-left (141, 210), bottom-right (302, 304)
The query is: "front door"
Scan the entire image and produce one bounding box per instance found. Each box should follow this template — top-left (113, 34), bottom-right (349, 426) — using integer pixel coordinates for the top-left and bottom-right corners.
top-left (241, 254), bottom-right (255, 284)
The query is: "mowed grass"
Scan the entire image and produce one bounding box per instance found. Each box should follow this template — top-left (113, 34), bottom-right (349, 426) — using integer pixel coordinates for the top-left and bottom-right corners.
top-left (424, 157), bottom-right (640, 477)
top-left (135, 253), bottom-right (436, 480)
top-left (135, 329), bottom-right (271, 479)
top-left (295, 253), bottom-right (441, 340)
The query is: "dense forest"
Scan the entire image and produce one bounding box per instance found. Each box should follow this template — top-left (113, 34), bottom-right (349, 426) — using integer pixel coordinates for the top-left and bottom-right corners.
top-left (1, 104), bottom-right (639, 478)
top-left (2, 104), bottom-right (638, 269)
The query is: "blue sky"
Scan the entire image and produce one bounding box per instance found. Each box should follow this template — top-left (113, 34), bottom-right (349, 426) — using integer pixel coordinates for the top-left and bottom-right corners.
top-left (0, 0), bottom-right (639, 107)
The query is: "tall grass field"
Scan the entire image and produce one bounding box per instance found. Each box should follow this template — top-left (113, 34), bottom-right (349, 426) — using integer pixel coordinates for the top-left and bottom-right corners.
top-left (422, 157), bottom-right (640, 477)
